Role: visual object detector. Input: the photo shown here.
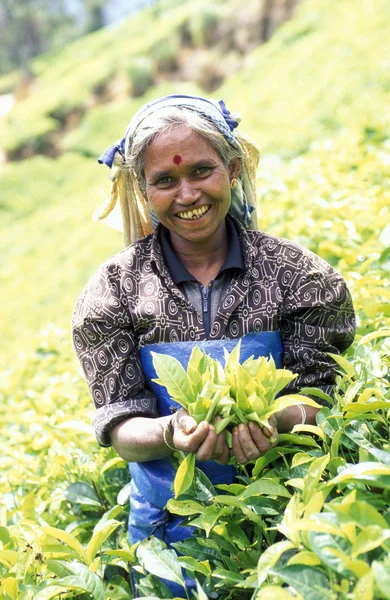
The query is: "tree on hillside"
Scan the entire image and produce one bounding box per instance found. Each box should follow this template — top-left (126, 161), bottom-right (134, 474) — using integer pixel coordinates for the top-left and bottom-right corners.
top-left (0, 0), bottom-right (77, 74)
top-left (0, 0), bottom-right (121, 75)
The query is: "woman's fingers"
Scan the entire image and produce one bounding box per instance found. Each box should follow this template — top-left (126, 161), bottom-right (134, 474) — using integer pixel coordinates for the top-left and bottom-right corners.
top-left (173, 413), bottom-right (276, 464)
top-left (232, 422), bottom-right (277, 463)
top-left (249, 421), bottom-right (278, 449)
top-left (173, 411), bottom-right (210, 452)
top-left (261, 416), bottom-right (278, 439)
top-left (237, 424), bottom-right (261, 461)
top-left (195, 425), bottom-right (218, 461)
top-left (212, 429), bottom-right (230, 465)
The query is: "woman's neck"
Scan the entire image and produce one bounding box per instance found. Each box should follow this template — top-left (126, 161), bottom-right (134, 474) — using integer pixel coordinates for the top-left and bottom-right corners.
top-left (169, 223), bottom-right (228, 286)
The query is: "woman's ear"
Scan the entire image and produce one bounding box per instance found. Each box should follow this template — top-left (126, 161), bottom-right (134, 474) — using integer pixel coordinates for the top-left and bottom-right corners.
top-left (229, 157), bottom-right (241, 180)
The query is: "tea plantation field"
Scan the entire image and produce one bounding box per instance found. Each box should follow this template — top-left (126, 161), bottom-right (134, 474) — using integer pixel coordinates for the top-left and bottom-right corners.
top-left (0, 0), bottom-right (389, 598)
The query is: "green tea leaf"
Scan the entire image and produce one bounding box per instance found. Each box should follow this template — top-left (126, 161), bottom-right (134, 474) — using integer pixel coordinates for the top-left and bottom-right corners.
top-left (330, 462), bottom-right (390, 485)
top-left (44, 561), bottom-right (105, 600)
top-left (42, 526), bottom-right (87, 563)
top-left (352, 525), bottom-right (390, 557)
top-left (167, 499), bottom-right (205, 516)
top-left (34, 585), bottom-right (73, 600)
top-left (271, 565), bottom-right (332, 600)
top-left (196, 578), bottom-right (210, 600)
top-left (358, 329), bottom-right (390, 345)
top-left (64, 482), bottom-right (101, 507)
top-left (373, 561), bottom-right (390, 599)
top-left (300, 387), bottom-right (334, 403)
top-left (213, 568), bottom-right (244, 584)
top-left (292, 424), bottom-right (325, 440)
top-left (178, 556), bottom-right (210, 576)
top-left (86, 518), bottom-right (122, 564)
top-left (309, 529), bottom-right (352, 575)
top-left (327, 353), bottom-right (356, 378)
top-left (256, 540), bottom-right (295, 586)
top-left (151, 352), bottom-right (192, 407)
top-left (352, 571), bottom-right (374, 600)
top-left (137, 537), bottom-right (185, 587)
top-left (174, 452), bottom-right (195, 498)
top-left (201, 505), bottom-right (224, 536)
top-left (254, 585), bottom-right (304, 599)
top-left (303, 454), bottom-right (330, 504)
top-left (240, 478), bottom-right (292, 500)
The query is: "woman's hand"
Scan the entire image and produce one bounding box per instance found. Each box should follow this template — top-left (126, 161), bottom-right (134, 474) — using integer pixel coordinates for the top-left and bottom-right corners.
top-left (171, 409), bottom-right (230, 464)
top-left (231, 417), bottom-right (278, 464)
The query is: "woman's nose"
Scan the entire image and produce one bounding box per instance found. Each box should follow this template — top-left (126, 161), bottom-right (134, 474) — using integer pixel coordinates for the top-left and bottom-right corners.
top-left (176, 178), bottom-right (201, 205)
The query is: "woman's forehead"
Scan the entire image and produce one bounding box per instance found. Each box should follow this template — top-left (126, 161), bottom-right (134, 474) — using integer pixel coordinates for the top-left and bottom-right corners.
top-left (145, 125), bottom-right (220, 168)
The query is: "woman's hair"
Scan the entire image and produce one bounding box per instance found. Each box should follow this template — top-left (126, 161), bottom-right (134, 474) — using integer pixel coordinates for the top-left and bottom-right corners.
top-left (124, 106), bottom-right (243, 192)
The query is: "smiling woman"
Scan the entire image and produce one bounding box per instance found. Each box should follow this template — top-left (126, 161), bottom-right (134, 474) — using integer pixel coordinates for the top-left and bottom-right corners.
top-left (72, 94), bottom-right (356, 596)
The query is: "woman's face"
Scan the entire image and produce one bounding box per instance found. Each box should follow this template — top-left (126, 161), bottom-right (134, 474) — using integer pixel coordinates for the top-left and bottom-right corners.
top-left (143, 125), bottom-right (240, 246)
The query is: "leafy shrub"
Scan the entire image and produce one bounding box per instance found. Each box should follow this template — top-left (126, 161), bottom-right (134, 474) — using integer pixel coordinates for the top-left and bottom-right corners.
top-left (126, 57), bottom-right (155, 98)
top-left (149, 36), bottom-right (181, 73)
top-left (188, 4), bottom-right (225, 47)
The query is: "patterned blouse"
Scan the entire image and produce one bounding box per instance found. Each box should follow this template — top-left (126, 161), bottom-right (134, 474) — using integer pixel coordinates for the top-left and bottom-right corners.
top-left (72, 219), bottom-right (356, 446)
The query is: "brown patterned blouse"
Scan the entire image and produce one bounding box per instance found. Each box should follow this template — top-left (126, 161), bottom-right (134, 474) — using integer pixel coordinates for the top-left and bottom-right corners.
top-left (72, 219), bottom-right (356, 446)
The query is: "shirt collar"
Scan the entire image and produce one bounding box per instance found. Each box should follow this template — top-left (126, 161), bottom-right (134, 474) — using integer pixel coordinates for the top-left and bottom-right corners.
top-left (159, 216), bottom-right (244, 285)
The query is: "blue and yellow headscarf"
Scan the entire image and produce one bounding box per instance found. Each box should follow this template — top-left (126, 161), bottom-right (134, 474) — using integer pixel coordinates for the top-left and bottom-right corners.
top-left (95, 94), bottom-right (260, 246)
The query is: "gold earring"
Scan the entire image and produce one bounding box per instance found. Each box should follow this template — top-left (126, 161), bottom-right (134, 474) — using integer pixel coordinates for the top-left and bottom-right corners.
top-left (230, 178), bottom-right (238, 190)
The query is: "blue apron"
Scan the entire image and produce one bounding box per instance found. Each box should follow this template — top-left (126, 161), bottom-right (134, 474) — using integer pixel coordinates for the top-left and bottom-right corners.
top-left (130, 331), bottom-right (283, 595)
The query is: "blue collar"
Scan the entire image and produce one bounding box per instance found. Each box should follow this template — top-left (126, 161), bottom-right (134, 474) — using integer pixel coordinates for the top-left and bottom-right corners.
top-left (159, 216), bottom-right (244, 285)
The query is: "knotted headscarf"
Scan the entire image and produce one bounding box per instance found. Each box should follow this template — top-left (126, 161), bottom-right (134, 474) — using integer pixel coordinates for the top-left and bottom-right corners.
top-left (96, 94), bottom-right (260, 247)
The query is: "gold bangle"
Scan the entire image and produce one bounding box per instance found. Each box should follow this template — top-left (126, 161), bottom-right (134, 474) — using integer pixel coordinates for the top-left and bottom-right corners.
top-left (163, 419), bottom-right (176, 452)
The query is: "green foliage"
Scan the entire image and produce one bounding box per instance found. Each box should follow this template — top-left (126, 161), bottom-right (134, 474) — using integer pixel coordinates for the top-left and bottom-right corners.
top-left (126, 57), bottom-right (155, 98)
top-left (187, 4), bottom-right (225, 47)
top-left (220, 0), bottom-right (390, 155)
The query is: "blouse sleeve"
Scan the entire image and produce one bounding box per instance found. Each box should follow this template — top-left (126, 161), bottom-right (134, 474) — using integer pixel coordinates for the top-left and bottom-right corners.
top-left (72, 262), bottom-right (158, 447)
top-left (280, 252), bottom-right (356, 400)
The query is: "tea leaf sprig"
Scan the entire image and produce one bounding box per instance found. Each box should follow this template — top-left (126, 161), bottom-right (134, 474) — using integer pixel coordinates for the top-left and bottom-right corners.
top-left (152, 341), bottom-right (320, 497)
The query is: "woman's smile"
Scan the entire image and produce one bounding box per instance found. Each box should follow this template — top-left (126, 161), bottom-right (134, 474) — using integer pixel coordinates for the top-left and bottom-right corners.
top-left (175, 204), bottom-right (211, 221)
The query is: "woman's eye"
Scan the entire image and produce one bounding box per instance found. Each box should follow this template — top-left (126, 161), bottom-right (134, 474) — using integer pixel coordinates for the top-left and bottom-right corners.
top-left (156, 176), bottom-right (173, 185)
top-left (193, 166), bottom-right (210, 176)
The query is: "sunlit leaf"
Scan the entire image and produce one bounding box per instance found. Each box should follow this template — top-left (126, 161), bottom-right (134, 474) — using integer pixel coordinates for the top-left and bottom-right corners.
top-left (86, 519), bottom-right (122, 564)
top-left (137, 537), bottom-right (185, 587)
top-left (352, 571), bottom-right (374, 600)
top-left (256, 540), bottom-right (295, 586)
top-left (151, 352), bottom-right (192, 407)
top-left (174, 452), bottom-right (196, 498)
top-left (167, 499), bottom-right (205, 516)
top-left (271, 564), bottom-right (332, 600)
top-left (41, 526), bottom-right (87, 563)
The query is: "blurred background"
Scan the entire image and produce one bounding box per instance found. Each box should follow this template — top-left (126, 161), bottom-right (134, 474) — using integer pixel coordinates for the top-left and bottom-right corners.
top-left (0, 0), bottom-right (389, 368)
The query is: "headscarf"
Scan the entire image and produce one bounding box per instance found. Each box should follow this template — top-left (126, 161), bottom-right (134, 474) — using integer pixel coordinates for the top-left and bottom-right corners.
top-left (96, 94), bottom-right (260, 247)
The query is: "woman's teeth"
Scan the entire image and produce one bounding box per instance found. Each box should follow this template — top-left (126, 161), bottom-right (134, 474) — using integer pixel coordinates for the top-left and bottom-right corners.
top-left (177, 205), bottom-right (210, 220)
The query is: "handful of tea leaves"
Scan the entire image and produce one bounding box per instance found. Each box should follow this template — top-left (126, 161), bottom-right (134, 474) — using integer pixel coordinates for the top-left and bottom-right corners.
top-left (151, 341), bottom-right (320, 497)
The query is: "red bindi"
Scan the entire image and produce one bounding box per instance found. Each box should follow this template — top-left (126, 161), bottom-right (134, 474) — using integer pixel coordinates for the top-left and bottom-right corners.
top-left (173, 155), bottom-right (182, 165)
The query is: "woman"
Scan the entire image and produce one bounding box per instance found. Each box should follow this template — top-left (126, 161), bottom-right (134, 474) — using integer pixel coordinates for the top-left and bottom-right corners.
top-left (72, 94), bottom-right (355, 588)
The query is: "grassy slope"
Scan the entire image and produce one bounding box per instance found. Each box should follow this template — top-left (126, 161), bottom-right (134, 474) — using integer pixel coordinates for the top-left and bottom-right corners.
top-left (1, 0), bottom-right (389, 365)
top-left (220, 0), bottom-right (390, 154)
